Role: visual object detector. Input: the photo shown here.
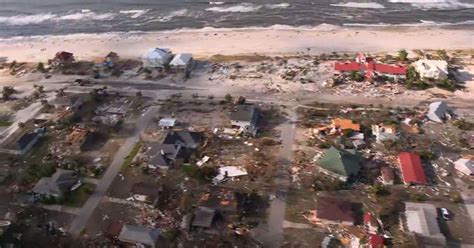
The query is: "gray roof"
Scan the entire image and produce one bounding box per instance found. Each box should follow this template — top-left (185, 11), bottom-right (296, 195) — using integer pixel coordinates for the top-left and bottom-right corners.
top-left (405, 202), bottom-right (445, 242)
top-left (162, 131), bottom-right (201, 149)
top-left (118, 224), bottom-right (160, 248)
top-left (145, 143), bottom-right (182, 168)
top-left (427, 101), bottom-right (449, 123)
top-left (192, 207), bottom-right (216, 228)
top-left (230, 105), bottom-right (260, 122)
top-left (16, 132), bottom-right (40, 150)
top-left (32, 169), bottom-right (78, 197)
top-left (51, 95), bottom-right (83, 108)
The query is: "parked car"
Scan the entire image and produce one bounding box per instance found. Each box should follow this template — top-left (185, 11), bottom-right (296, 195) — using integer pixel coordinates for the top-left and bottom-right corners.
top-left (440, 208), bottom-right (450, 220)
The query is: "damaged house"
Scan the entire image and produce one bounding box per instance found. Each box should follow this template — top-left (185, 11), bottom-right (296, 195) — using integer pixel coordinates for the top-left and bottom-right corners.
top-left (404, 202), bottom-right (446, 246)
top-left (230, 104), bottom-right (260, 137)
top-left (143, 143), bottom-right (183, 170)
top-left (317, 146), bottom-right (361, 181)
top-left (142, 48), bottom-right (172, 69)
top-left (118, 224), bottom-right (162, 248)
top-left (372, 123), bottom-right (398, 143)
top-left (31, 169), bottom-right (81, 199)
top-left (398, 152), bottom-right (427, 185)
top-left (305, 197), bottom-right (355, 226)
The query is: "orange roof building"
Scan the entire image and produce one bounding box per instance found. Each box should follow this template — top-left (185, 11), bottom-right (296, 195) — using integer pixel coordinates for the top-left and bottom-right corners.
top-left (331, 118), bottom-right (361, 131)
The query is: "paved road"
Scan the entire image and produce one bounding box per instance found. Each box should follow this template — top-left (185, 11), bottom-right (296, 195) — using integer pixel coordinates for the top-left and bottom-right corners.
top-left (252, 106), bottom-right (297, 247)
top-left (67, 106), bottom-right (159, 237)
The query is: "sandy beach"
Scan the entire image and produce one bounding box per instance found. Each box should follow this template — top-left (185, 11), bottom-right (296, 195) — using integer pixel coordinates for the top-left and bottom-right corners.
top-left (0, 27), bottom-right (473, 62)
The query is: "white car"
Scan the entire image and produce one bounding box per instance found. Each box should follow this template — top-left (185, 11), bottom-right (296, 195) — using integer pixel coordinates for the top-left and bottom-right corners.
top-left (440, 208), bottom-right (450, 220)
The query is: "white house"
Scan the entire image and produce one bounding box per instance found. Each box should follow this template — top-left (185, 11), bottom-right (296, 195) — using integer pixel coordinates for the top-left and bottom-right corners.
top-left (427, 101), bottom-right (451, 123)
top-left (413, 59), bottom-right (448, 80)
top-left (454, 158), bottom-right (474, 176)
top-left (169, 53), bottom-right (193, 71)
top-left (142, 48), bottom-right (172, 68)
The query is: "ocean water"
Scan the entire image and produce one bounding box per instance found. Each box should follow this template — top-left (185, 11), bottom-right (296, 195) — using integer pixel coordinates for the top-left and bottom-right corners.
top-left (0, 0), bottom-right (473, 37)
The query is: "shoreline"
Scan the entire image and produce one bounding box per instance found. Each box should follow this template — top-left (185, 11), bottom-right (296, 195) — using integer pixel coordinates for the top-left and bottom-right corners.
top-left (0, 26), bottom-right (473, 62)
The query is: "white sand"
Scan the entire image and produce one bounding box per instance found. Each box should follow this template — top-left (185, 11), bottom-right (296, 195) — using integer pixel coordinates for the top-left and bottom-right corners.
top-left (0, 27), bottom-right (473, 62)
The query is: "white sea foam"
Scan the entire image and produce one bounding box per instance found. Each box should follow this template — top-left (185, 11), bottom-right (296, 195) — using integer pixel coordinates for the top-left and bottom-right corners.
top-left (119, 9), bottom-right (150, 18)
top-left (0, 13), bottom-right (57, 25)
top-left (344, 19), bottom-right (474, 27)
top-left (388, 0), bottom-right (474, 9)
top-left (154, 9), bottom-right (189, 22)
top-left (209, 1), bottom-right (225, 5)
top-left (57, 11), bottom-right (115, 20)
top-left (206, 3), bottom-right (262, 12)
top-left (265, 3), bottom-right (291, 9)
top-left (331, 2), bottom-right (386, 9)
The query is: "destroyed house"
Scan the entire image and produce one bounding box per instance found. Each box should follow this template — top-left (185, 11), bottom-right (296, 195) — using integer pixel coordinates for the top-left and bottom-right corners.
top-left (364, 212), bottom-right (379, 234)
top-left (312, 197), bottom-right (355, 226)
top-left (191, 207), bottom-right (217, 229)
top-left (398, 152), bottom-right (427, 185)
top-left (427, 101), bottom-right (450, 123)
top-left (144, 143), bottom-right (183, 170)
top-left (404, 202), bottom-right (446, 246)
top-left (230, 104), bottom-right (260, 136)
top-left (380, 166), bottom-right (394, 185)
top-left (118, 224), bottom-right (161, 248)
top-left (31, 169), bottom-right (80, 198)
top-left (368, 234), bottom-right (384, 248)
top-left (50, 95), bottom-right (83, 110)
top-left (334, 53), bottom-right (406, 80)
top-left (318, 146), bottom-right (361, 181)
top-left (331, 118), bottom-right (360, 132)
top-left (413, 59), bottom-right (448, 80)
top-left (162, 130), bottom-right (202, 149)
top-left (454, 158), bottom-right (474, 176)
top-left (53, 51), bottom-right (74, 65)
top-left (104, 52), bottom-right (119, 67)
top-left (130, 182), bottom-right (161, 206)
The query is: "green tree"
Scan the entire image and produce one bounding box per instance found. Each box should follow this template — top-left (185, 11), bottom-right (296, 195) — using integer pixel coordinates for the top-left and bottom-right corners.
top-left (350, 71), bottom-right (364, 82)
top-left (224, 93), bottom-right (233, 103)
top-left (436, 49), bottom-right (449, 61)
top-left (398, 49), bottom-right (408, 62)
top-left (2, 86), bottom-right (15, 100)
top-left (37, 62), bottom-right (45, 72)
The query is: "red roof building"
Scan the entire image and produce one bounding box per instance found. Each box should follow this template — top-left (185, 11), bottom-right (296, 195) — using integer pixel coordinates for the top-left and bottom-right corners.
top-left (368, 234), bottom-right (384, 248)
top-left (398, 152), bottom-right (427, 185)
top-left (334, 53), bottom-right (406, 80)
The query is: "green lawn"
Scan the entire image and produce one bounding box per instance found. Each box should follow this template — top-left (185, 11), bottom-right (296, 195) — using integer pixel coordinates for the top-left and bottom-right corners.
top-left (0, 119), bottom-right (12, 127)
top-left (121, 141), bottom-right (143, 170)
top-left (63, 183), bottom-right (95, 207)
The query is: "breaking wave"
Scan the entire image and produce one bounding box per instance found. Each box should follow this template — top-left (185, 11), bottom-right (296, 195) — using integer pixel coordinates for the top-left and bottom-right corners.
top-left (206, 3), bottom-right (262, 12)
top-left (153, 9), bottom-right (190, 22)
top-left (0, 11), bottom-right (116, 25)
top-left (206, 2), bottom-right (290, 12)
top-left (331, 2), bottom-right (386, 9)
top-left (209, 1), bottom-right (225, 5)
top-left (265, 3), bottom-right (291, 9)
top-left (0, 13), bottom-right (57, 25)
top-left (119, 9), bottom-right (150, 18)
top-left (57, 11), bottom-right (115, 20)
top-left (387, 0), bottom-right (474, 9)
